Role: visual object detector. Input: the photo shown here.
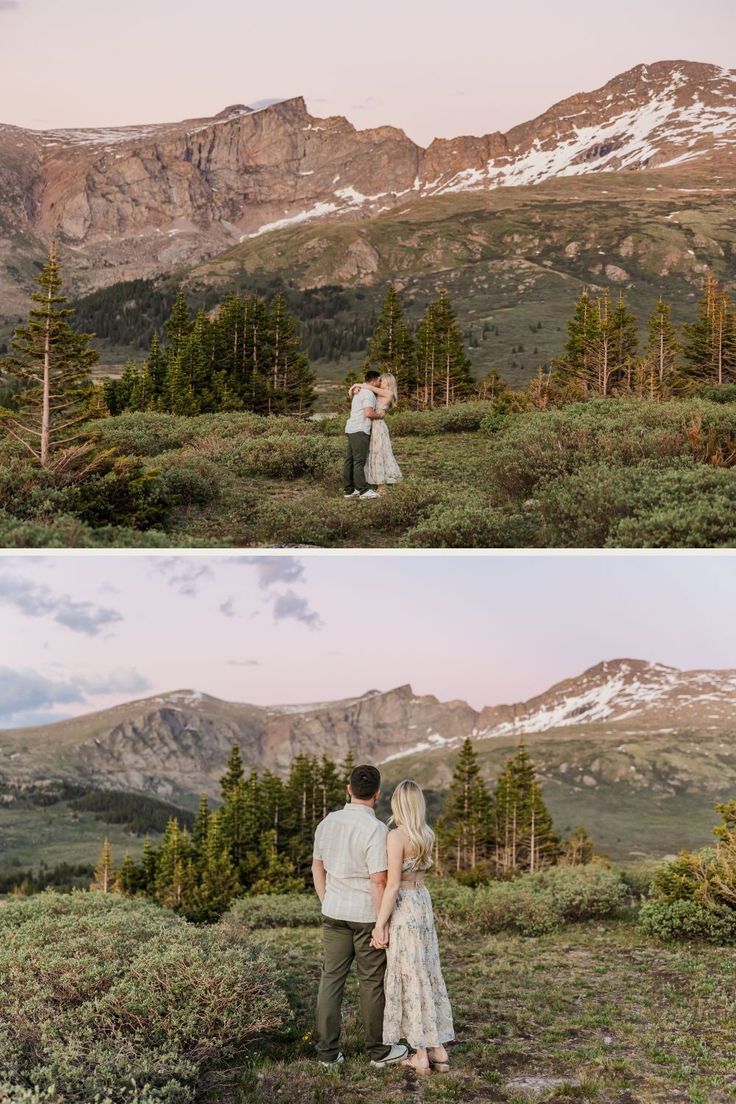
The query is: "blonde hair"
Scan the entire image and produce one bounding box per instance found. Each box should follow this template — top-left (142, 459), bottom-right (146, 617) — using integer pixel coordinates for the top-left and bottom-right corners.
top-left (379, 372), bottom-right (398, 410)
top-left (390, 779), bottom-right (434, 869)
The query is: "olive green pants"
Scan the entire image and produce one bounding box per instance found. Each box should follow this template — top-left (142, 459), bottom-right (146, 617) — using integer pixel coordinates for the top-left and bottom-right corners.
top-left (315, 916), bottom-right (390, 1062)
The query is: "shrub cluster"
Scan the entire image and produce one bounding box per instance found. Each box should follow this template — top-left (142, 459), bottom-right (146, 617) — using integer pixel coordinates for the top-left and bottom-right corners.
top-left (0, 892), bottom-right (288, 1103)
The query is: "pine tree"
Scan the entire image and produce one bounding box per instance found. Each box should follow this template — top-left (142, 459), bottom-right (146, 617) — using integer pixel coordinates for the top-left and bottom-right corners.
top-left (139, 835), bottom-right (158, 895)
top-left (642, 297), bottom-right (681, 397)
top-left (250, 830), bottom-right (303, 895)
top-left (682, 275), bottom-right (736, 386)
top-left (554, 289), bottom-right (600, 392)
top-left (221, 745), bottom-right (245, 801)
top-left (438, 739), bottom-right (492, 872)
top-left (192, 792), bottom-right (211, 866)
top-left (155, 818), bottom-right (195, 910)
top-left (0, 243), bottom-right (99, 467)
top-left (91, 837), bottom-right (115, 893)
top-left (492, 744), bottom-right (558, 876)
top-left (116, 851), bottom-right (139, 894)
top-left (268, 292), bottom-right (315, 414)
top-left (609, 292), bottom-right (639, 390)
top-left (165, 289), bottom-right (192, 359)
top-left (191, 809), bottom-right (240, 919)
top-left (563, 826), bottom-right (595, 866)
top-left (366, 285), bottom-right (416, 397)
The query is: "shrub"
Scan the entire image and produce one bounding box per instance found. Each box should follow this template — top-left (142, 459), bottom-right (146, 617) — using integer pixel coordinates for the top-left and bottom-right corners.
top-left (639, 899), bottom-right (736, 944)
top-left (608, 466), bottom-right (736, 547)
top-left (388, 402), bottom-right (491, 436)
top-left (90, 414), bottom-right (194, 456)
top-left (401, 499), bottom-right (542, 548)
top-left (0, 512), bottom-right (202, 549)
top-left (485, 399), bottom-right (736, 503)
top-left (221, 894), bottom-right (322, 933)
top-left (0, 892), bottom-right (288, 1103)
top-left (218, 435), bottom-right (339, 479)
top-left (432, 865), bottom-right (626, 936)
top-left (150, 453), bottom-right (223, 511)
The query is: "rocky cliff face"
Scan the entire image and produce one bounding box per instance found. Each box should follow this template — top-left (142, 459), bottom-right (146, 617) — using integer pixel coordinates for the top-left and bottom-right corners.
top-left (1, 660), bottom-right (734, 801)
top-left (0, 60), bottom-right (733, 302)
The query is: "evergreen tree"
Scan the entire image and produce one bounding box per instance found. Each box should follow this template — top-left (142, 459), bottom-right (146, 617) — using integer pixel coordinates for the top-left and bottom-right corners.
top-left (0, 243), bottom-right (99, 467)
top-left (366, 285), bottom-right (416, 397)
top-left (268, 291), bottom-right (316, 414)
top-left (682, 275), bottom-right (736, 386)
top-left (116, 851), bottom-right (139, 894)
top-left (492, 744), bottom-right (558, 876)
top-left (165, 289), bottom-right (193, 359)
top-left (155, 818), bottom-right (195, 910)
top-left (563, 826), bottom-right (595, 866)
top-left (250, 830), bottom-right (303, 895)
top-left (192, 792), bottom-right (211, 866)
top-left (139, 835), bottom-right (158, 895)
top-left (91, 837), bottom-right (115, 893)
top-left (221, 745), bottom-right (246, 801)
top-left (191, 809), bottom-right (240, 919)
top-left (438, 739), bottom-right (492, 872)
top-left (554, 289), bottom-right (600, 392)
top-left (414, 289), bottom-right (473, 408)
top-left (609, 292), bottom-right (639, 389)
top-left (642, 297), bottom-right (681, 398)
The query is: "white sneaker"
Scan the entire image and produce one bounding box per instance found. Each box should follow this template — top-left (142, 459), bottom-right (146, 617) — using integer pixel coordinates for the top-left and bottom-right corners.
top-left (370, 1044), bottom-right (409, 1068)
top-left (359, 489), bottom-right (380, 500)
top-left (319, 1052), bottom-right (345, 1069)
top-left (343, 490), bottom-right (360, 499)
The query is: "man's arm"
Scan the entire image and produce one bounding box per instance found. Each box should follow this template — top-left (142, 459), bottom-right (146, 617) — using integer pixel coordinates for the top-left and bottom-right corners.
top-left (364, 407), bottom-right (385, 420)
top-left (312, 859), bottom-right (326, 903)
top-left (369, 869), bottom-right (387, 916)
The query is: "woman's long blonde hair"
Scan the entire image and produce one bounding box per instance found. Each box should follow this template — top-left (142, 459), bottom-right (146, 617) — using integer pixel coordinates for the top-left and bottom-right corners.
top-left (379, 372), bottom-right (398, 410)
top-left (390, 779), bottom-right (434, 869)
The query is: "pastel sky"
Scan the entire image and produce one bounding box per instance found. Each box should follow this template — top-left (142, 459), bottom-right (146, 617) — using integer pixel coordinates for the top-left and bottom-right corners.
top-left (0, 0), bottom-right (734, 144)
top-left (1, 553), bottom-right (734, 729)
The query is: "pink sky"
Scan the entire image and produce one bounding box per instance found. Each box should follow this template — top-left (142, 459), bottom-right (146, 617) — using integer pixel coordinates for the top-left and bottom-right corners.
top-left (0, 0), bottom-right (734, 144)
top-left (1, 554), bottom-right (734, 729)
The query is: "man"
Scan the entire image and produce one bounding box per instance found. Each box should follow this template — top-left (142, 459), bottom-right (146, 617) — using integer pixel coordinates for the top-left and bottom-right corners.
top-left (312, 764), bottom-right (408, 1069)
top-left (343, 370), bottom-right (384, 501)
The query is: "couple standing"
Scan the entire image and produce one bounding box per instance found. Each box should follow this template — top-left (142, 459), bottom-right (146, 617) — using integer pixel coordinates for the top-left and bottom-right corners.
top-left (311, 765), bottom-right (454, 1073)
top-left (343, 371), bottom-right (403, 500)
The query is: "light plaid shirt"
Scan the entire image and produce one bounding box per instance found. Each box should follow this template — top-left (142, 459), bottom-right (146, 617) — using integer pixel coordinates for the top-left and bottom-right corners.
top-left (313, 803), bottom-right (389, 923)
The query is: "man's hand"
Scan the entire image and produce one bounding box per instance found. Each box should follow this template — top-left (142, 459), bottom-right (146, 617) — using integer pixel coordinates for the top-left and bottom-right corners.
top-left (370, 923), bottom-right (389, 949)
top-left (311, 859), bottom-right (326, 903)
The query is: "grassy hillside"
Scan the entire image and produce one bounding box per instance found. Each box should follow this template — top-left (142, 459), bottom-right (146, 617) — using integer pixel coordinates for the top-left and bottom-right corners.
top-left (67, 167), bottom-right (736, 387)
top-left (3, 396), bottom-right (736, 549)
top-left (383, 723), bottom-right (736, 861)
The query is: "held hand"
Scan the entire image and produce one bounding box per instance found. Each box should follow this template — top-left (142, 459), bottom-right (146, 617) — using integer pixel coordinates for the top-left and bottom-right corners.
top-left (371, 923), bottom-right (389, 948)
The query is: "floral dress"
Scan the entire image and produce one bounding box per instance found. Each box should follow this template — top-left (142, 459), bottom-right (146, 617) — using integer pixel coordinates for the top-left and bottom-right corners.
top-left (382, 860), bottom-right (455, 1050)
top-left (365, 403), bottom-right (402, 486)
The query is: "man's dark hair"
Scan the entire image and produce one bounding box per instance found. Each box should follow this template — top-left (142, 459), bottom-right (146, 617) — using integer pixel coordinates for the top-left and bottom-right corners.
top-left (350, 764), bottom-right (381, 800)
top-left (364, 370), bottom-right (381, 382)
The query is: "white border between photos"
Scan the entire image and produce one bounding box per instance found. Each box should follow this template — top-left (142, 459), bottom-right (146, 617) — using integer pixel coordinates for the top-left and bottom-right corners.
top-left (4, 547), bottom-right (734, 559)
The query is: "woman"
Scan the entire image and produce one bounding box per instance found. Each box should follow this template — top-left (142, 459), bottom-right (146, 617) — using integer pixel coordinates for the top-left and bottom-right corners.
top-left (371, 779), bottom-right (454, 1073)
top-left (349, 372), bottom-right (402, 490)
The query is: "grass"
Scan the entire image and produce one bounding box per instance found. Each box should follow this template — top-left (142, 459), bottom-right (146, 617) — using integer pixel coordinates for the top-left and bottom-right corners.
top-left (228, 919), bottom-right (736, 1103)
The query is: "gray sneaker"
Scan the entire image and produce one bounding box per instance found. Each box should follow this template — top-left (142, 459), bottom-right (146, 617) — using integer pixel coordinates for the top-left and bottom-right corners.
top-left (319, 1052), bottom-right (345, 1069)
top-left (360, 489), bottom-right (380, 500)
top-left (370, 1044), bottom-right (409, 1068)
top-left (343, 490), bottom-right (360, 499)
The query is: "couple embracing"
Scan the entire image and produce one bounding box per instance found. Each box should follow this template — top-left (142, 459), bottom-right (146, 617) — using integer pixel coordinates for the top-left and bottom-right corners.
top-left (343, 371), bottom-right (403, 500)
top-left (311, 764), bottom-right (454, 1074)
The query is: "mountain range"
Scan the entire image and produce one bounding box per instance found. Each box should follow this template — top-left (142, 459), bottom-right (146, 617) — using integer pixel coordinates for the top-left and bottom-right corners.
top-left (1, 60), bottom-right (735, 383)
top-left (1, 657), bottom-right (734, 800)
top-left (2, 657), bottom-right (735, 862)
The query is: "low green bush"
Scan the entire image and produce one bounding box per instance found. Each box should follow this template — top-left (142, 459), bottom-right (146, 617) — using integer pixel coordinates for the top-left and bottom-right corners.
top-left (388, 402), bottom-right (491, 436)
top-left (434, 865), bottom-right (626, 936)
top-left (218, 435), bottom-right (339, 479)
top-left (608, 466), bottom-right (736, 547)
top-left (221, 894), bottom-right (322, 932)
top-left (639, 899), bottom-right (736, 944)
top-left (149, 453), bottom-right (223, 511)
top-left (401, 499), bottom-right (542, 548)
top-left (90, 413), bottom-right (194, 456)
top-left (485, 399), bottom-right (736, 502)
top-left (0, 512), bottom-right (202, 549)
top-left (0, 892), bottom-right (288, 1103)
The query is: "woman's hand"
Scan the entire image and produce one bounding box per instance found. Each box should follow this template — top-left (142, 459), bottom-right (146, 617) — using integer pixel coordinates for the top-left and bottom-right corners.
top-left (348, 384), bottom-right (364, 397)
top-left (371, 923), bottom-right (389, 948)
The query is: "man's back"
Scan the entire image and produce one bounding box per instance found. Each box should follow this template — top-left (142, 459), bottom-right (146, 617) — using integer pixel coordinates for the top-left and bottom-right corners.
top-left (314, 803), bottom-right (388, 923)
top-left (345, 388), bottom-right (377, 435)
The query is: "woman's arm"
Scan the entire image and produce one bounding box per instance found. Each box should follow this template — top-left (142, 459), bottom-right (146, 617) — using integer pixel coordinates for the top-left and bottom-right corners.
top-left (372, 830), bottom-right (404, 943)
top-left (349, 382), bottom-right (391, 398)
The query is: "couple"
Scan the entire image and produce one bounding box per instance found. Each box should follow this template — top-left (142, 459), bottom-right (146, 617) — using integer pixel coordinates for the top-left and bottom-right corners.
top-left (343, 370), bottom-right (403, 500)
top-left (311, 764), bottom-right (454, 1074)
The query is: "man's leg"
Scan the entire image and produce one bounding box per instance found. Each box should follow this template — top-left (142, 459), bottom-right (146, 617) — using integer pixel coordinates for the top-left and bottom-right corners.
top-left (343, 438), bottom-right (355, 494)
top-left (316, 918), bottom-right (355, 1062)
top-left (348, 432), bottom-right (371, 495)
top-left (352, 921), bottom-right (391, 1062)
